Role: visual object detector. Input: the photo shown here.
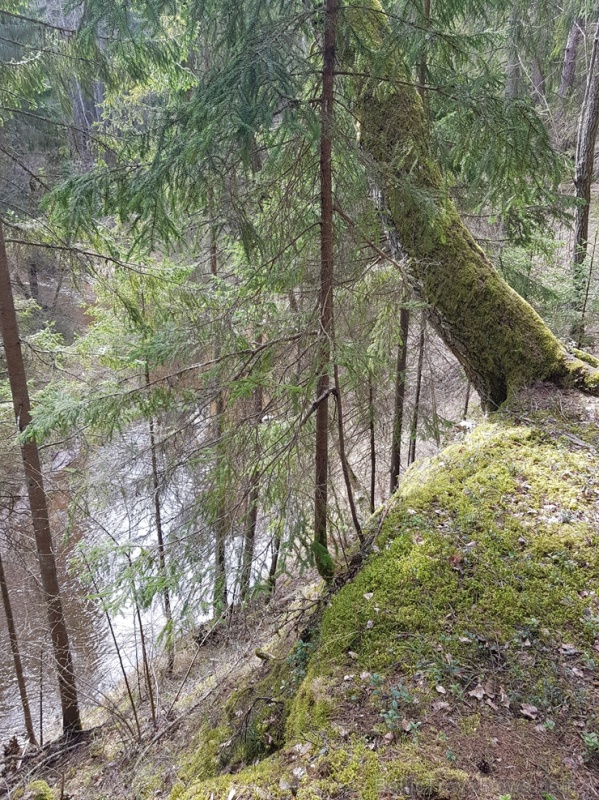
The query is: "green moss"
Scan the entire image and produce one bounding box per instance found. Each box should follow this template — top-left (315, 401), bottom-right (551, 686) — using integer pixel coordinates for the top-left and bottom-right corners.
top-left (172, 415), bottom-right (599, 800)
top-left (175, 724), bottom-right (231, 787)
top-left (24, 781), bottom-right (56, 800)
top-left (303, 423), bottom-right (599, 710)
top-left (349, 0), bottom-right (570, 408)
top-left (172, 738), bottom-right (474, 800)
top-left (285, 676), bottom-right (333, 740)
top-left (571, 348), bottom-right (599, 368)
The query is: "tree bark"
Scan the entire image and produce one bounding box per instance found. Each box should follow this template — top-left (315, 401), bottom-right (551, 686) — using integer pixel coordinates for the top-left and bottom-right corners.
top-left (531, 57), bottom-right (545, 106)
top-left (408, 312), bottom-right (425, 466)
top-left (145, 382), bottom-right (174, 675)
top-left (333, 363), bottom-right (363, 541)
top-left (348, 0), bottom-right (598, 408)
top-left (0, 221), bottom-right (81, 735)
top-left (313, 0), bottom-right (337, 580)
top-left (389, 303), bottom-right (409, 492)
top-left (209, 201), bottom-right (228, 612)
top-left (573, 4), bottom-right (599, 325)
top-left (505, 7), bottom-right (522, 99)
top-left (368, 378), bottom-right (376, 513)
top-left (240, 375), bottom-right (263, 602)
top-left (559, 18), bottom-right (583, 99)
top-left (0, 545), bottom-right (37, 744)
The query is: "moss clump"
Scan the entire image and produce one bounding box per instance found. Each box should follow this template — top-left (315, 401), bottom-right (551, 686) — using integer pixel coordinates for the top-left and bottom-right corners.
top-left (304, 422), bottom-right (599, 711)
top-left (23, 781), bottom-right (55, 800)
top-left (172, 738), bottom-right (473, 800)
top-left (173, 724), bottom-right (231, 794)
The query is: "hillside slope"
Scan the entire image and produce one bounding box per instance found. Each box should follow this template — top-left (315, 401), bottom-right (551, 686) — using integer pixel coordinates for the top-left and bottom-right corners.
top-left (19, 386), bottom-right (599, 800)
top-left (171, 387), bottom-right (599, 800)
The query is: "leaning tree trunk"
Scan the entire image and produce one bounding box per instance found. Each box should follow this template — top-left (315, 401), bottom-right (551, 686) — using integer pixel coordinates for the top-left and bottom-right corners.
top-left (346, 0), bottom-right (599, 409)
top-left (573, 3), bottom-right (599, 324)
top-left (0, 222), bottom-right (81, 735)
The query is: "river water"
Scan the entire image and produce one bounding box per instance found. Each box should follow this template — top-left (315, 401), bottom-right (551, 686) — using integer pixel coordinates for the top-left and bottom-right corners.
top-left (0, 424), bottom-right (201, 747)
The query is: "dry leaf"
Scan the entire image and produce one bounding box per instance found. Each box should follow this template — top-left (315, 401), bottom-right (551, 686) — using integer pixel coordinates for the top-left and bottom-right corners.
top-left (468, 684), bottom-right (485, 701)
top-left (448, 553), bottom-right (463, 570)
top-left (520, 703), bottom-right (538, 719)
top-left (436, 685), bottom-right (447, 694)
top-left (560, 643), bottom-right (578, 656)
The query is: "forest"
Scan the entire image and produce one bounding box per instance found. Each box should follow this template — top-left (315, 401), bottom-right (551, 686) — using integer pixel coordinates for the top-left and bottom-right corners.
top-left (2, 0), bottom-right (599, 798)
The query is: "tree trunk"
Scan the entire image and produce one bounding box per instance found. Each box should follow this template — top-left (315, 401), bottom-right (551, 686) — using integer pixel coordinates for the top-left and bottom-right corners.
top-left (559, 18), bottom-right (583, 99)
top-left (333, 362), bottom-right (363, 541)
top-left (0, 221), bottom-right (81, 735)
top-left (368, 378), bottom-right (376, 513)
top-left (28, 262), bottom-right (39, 304)
top-left (0, 545), bottom-right (37, 744)
top-left (531, 57), bottom-right (545, 106)
top-left (408, 313), bottom-right (425, 466)
top-left (240, 376), bottom-right (263, 602)
top-left (266, 528), bottom-right (281, 601)
top-left (313, 0), bottom-right (337, 580)
top-left (505, 7), bottom-right (522, 99)
top-left (209, 202), bottom-right (228, 612)
top-left (349, 0), bottom-right (596, 409)
top-left (145, 383), bottom-right (174, 675)
top-left (573, 3), bottom-right (599, 326)
top-left (389, 303), bottom-right (409, 493)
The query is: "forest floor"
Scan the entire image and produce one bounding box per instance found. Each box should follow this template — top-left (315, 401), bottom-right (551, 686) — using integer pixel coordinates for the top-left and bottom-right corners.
top-left (6, 383), bottom-right (599, 800)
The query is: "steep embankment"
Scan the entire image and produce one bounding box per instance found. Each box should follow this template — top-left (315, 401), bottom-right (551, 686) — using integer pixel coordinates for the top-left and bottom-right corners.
top-left (170, 389), bottom-right (599, 800)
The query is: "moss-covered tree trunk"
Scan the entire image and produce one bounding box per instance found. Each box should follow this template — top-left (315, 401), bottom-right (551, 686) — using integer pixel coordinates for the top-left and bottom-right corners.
top-left (347, 1), bottom-right (599, 409)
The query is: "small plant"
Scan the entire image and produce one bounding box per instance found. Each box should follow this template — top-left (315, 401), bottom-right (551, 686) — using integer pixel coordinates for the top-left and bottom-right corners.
top-left (378, 683), bottom-right (418, 729)
top-left (285, 640), bottom-right (313, 686)
top-left (582, 730), bottom-right (599, 761)
top-left (369, 673), bottom-right (383, 688)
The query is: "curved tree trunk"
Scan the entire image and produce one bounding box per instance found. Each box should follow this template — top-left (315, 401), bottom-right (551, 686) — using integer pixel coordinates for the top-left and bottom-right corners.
top-left (347, 0), bottom-right (598, 409)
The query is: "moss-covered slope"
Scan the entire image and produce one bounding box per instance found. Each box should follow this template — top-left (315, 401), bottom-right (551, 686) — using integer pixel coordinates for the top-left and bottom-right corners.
top-left (173, 403), bottom-right (599, 800)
